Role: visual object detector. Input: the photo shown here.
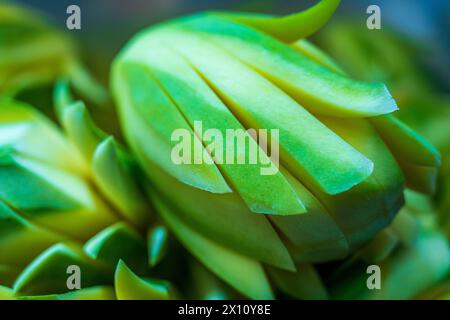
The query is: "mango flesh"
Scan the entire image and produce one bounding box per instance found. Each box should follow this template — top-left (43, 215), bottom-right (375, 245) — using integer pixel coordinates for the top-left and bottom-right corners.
top-left (153, 197), bottom-right (274, 300)
top-left (110, 4), bottom-right (415, 289)
top-left (270, 168), bottom-right (349, 262)
top-left (13, 243), bottom-right (112, 296)
top-left (112, 61), bottom-right (231, 195)
top-left (0, 200), bottom-right (65, 267)
top-left (140, 27), bottom-right (375, 197)
top-left (213, 0), bottom-right (341, 42)
top-left (330, 232), bottom-right (450, 300)
top-left (132, 146), bottom-right (295, 271)
top-left (174, 15), bottom-right (398, 118)
top-left (314, 117), bottom-right (404, 248)
top-left (114, 260), bottom-right (172, 300)
top-left (113, 59), bottom-right (303, 215)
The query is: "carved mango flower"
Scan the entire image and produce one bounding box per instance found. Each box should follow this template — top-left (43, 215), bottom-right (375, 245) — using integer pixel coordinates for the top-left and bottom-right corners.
top-left (111, 0), bottom-right (441, 299)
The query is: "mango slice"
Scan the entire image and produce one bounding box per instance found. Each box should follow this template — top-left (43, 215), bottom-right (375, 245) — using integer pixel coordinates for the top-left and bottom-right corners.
top-left (13, 243), bottom-right (112, 295)
top-left (267, 263), bottom-right (328, 300)
top-left (115, 260), bottom-right (173, 300)
top-left (173, 16), bottom-right (398, 117)
top-left (84, 223), bottom-right (147, 275)
top-left (213, 0), bottom-right (341, 42)
top-left (310, 117), bottom-right (404, 248)
top-left (138, 155), bottom-right (295, 271)
top-left (118, 47), bottom-right (304, 214)
top-left (0, 200), bottom-right (65, 267)
top-left (154, 197), bottom-right (275, 300)
top-left (270, 168), bottom-right (349, 262)
top-left (147, 224), bottom-right (169, 268)
top-left (112, 62), bottom-right (231, 194)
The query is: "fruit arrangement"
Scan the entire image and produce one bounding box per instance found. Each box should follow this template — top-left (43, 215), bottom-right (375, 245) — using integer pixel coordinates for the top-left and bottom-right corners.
top-left (0, 0), bottom-right (449, 300)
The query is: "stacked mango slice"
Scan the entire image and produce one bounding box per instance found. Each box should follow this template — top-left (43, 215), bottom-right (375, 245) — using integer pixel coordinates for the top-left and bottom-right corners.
top-left (0, 85), bottom-right (177, 300)
top-left (111, 0), bottom-right (442, 299)
top-left (0, 0), bottom-right (447, 299)
top-left (0, 4), bottom-right (106, 104)
top-left (315, 21), bottom-right (450, 299)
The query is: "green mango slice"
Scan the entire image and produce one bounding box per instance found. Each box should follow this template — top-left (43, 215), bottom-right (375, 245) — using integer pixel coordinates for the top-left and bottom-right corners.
top-left (59, 100), bottom-right (104, 160)
top-left (54, 81), bottom-right (151, 225)
top-left (173, 16), bottom-right (397, 118)
top-left (154, 197), bottom-right (274, 300)
top-left (92, 137), bottom-right (151, 226)
top-left (112, 61), bottom-right (231, 194)
top-left (371, 114), bottom-right (441, 167)
top-left (147, 224), bottom-right (169, 268)
top-left (84, 222), bottom-right (148, 275)
top-left (1, 154), bottom-right (117, 240)
top-left (115, 260), bottom-right (172, 300)
top-left (0, 100), bottom-right (87, 174)
top-left (270, 168), bottom-right (349, 262)
top-left (291, 39), bottom-right (345, 75)
top-left (310, 117), bottom-right (404, 248)
top-left (13, 243), bottom-right (112, 296)
top-left (0, 200), bottom-right (65, 267)
top-left (136, 153), bottom-right (294, 271)
top-left (118, 46), bottom-right (304, 214)
top-left (19, 286), bottom-right (116, 300)
top-left (148, 28), bottom-right (373, 195)
top-left (213, 0), bottom-right (341, 42)
top-left (267, 263), bottom-right (329, 300)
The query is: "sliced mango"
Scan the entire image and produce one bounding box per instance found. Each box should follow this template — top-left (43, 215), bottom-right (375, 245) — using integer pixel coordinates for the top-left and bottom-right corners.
top-left (0, 100), bottom-right (87, 174)
top-left (112, 61), bottom-right (231, 194)
top-left (371, 114), bottom-right (441, 167)
top-left (154, 29), bottom-right (373, 195)
top-left (0, 285), bottom-right (14, 300)
top-left (92, 137), bottom-right (151, 225)
top-left (212, 0), bottom-right (341, 42)
top-left (136, 153), bottom-right (294, 271)
top-left (119, 46), bottom-right (304, 214)
top-left (0, 200), bottom-right (66, 267)
top-left (270, 168), bottom-right (349, 262)
top-left (13, 243), bottom-right (112, 295)
top-left (147, 224), bottom-right (169, 268)
top-left (3, 154), bottom-right (117, 240)
top-left (154, 197), bottom-right (274, 300)
top-left (115, 260), bottom-right (172, 300)
top-left (19, 286), bottom-right (116, 300)
top-left (311, 117), bottom-right (404, 248)
top-left (267, 263), bottom-right (328, 300)
top-left (291, 39), bottom-right (345, 75)
top-left (84, 222), bottom-right (147, 275)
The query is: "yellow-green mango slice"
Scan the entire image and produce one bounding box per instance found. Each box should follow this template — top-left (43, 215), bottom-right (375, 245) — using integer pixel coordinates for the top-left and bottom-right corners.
top-left (173, 16), bottom-right (397, 117)
top-left (115, 260), bottom-right (172, 300)
top-left (154, 197), bottom-right (274, 300)
top-left (13, 243), bottom-right (112, 296)
top-left (112, 61), bottom-right (231, 194)
top-left (84, 222), bottom-right (147, 275)
top-left (117, 46), bottom-right (304, 214)
top-left (136, 153), bottom-right (294, 271)
top-left (151, 28), bottom-right (373, 195)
